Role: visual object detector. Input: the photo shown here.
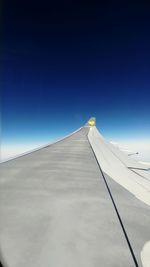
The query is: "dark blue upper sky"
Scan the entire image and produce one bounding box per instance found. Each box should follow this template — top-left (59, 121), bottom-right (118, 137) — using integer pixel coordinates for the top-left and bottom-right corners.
top-left (2, 1), bottom-right (150, 144)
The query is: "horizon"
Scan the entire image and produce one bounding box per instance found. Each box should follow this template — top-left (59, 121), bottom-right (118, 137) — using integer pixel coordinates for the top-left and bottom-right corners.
top-left (1, 121), bottom-right (150, 162)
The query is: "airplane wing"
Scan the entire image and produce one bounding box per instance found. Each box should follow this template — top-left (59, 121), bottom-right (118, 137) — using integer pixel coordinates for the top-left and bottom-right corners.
top-left (0, 118), bottom-right (150, 267)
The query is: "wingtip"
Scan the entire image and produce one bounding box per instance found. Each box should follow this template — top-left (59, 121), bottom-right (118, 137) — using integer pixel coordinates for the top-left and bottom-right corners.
top-left (85, 117), bottom-right (96, 127)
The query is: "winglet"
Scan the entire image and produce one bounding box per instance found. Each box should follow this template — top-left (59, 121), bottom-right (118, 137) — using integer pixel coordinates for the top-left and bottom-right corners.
top-left (85, 117), bottom-right (96, 127)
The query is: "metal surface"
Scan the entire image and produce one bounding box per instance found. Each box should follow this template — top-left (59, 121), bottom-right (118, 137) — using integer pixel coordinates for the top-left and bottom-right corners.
top-left (105, 173), bottom-right (150, 267)
top-left (0, 125), bottom-right (149, 267)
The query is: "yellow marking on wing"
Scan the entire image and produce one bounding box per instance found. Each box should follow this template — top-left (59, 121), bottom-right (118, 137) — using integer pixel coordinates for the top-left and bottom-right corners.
top-left (88, 120), bottom-right (95, 126)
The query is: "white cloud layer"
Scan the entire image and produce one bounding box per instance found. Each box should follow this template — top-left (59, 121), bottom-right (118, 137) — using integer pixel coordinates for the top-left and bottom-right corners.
top-left (0, 143), bottom-right (45, 162)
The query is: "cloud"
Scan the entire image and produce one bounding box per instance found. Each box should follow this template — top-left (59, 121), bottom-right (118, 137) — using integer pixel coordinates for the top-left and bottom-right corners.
top-left (0, 143), bottom-right (45, 162)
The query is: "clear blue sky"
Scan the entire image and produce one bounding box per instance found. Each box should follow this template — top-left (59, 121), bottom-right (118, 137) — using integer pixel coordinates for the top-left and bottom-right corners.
top-left (2, 1), bottom-right (150, 145)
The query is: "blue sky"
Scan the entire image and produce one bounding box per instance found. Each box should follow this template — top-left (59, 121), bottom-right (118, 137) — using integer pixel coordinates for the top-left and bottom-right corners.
top-left (1, 1), bottom-right (150, 157)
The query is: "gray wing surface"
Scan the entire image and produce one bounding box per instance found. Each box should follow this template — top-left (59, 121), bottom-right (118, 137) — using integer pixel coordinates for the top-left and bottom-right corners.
top-left (0, 122), bottom-right (150, 267)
